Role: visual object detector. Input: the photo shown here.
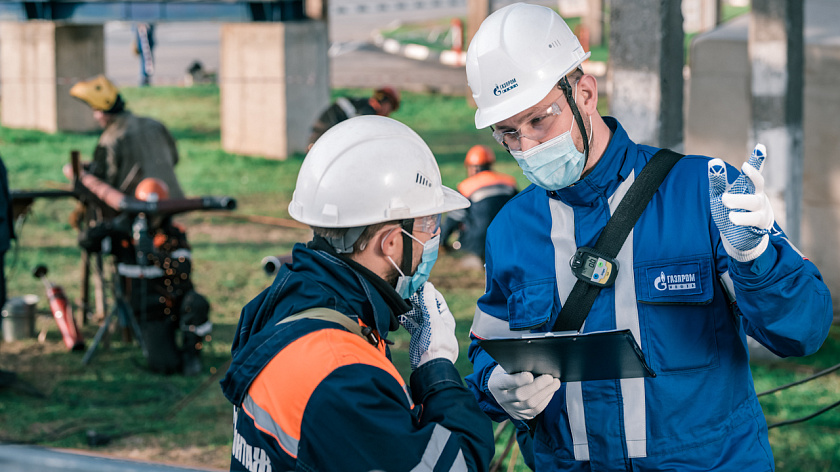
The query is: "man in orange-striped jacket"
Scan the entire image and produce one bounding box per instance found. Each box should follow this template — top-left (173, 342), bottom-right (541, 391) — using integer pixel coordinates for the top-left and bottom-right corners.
top-left (220, 116), bottom-right (495, 472)
top-left (441, 145), bottom-right (518, 264)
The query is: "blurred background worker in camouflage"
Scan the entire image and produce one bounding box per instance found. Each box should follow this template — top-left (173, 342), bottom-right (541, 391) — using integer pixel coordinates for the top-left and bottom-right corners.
top-left (69, 75), bottom-right (184, 200)
top-left (82, 178), bottom-right (211, 376)
top-left (307, 86), bottom-right (401, 150)
top-left (441, 144), bottom-right (517, 268)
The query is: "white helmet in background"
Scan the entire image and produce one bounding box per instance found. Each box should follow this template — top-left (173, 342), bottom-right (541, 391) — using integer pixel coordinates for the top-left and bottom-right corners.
top-left (289, 115), bottom-right (469, 228)
top-left (466, 2), bottom-right (591, 129)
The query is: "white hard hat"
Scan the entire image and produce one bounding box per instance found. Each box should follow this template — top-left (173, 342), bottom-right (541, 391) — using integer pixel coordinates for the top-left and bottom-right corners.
top-left (288, 115), bottom-right (469, 228)
top-left (466, 2), bottom-right (591, 129)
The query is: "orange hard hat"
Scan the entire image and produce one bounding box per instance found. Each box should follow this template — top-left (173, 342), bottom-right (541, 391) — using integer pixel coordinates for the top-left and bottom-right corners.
top-left (465, 145), bottom-right (496, 167)
top-left (135, 178), bottom-right (170, 202)
top-left (373, 86), bottom-right (401, 112)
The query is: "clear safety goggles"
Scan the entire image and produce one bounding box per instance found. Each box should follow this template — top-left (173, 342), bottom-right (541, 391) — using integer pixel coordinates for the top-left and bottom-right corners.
top-left (491, 101), bottom-right (566, 151)
top-left (413, 214), bottom-right (441, 234)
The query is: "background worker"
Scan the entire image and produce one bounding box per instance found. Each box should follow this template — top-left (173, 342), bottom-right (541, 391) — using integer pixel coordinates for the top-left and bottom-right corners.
top-left (221, 115), bottom-right (494, 472)
top-left (307, 86), bottom-right (401, 150)
top-left (441, 144), bottom-right (517, 267)
top-left (80, 178), bottom-right (210, 376)
top-left (133, 22), bottom-right (156, 87)
top-left (0, 155), bottom-right (13, 318)
top-left (0, 154), bottom-right (16, 388)
top-left (464, 3), bottom-right (832, 471)
top-left (69, 75), bottom-right (184, 200)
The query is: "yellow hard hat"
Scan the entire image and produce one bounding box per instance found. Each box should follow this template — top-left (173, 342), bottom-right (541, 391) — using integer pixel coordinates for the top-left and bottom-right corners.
top-left (69, 75), bottom-right (121, 111)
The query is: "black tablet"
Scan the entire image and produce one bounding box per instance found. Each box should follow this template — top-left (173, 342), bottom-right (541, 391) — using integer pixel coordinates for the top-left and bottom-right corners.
top-left (477, 329), bottom-right (656, 382)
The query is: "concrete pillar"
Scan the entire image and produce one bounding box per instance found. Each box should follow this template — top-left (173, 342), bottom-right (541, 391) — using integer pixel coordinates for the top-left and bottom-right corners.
top-left (683, 0), bottom-right (718, 34)
top-left (0, 21), bottom-right (103, 133)
top-left (220, 21), bottom-right (330, 160)
top-left (584, 0), bottom-right (604, 48)
top-left (466, 0), bottom-right (489, 47)
top-left (749, 0), bottom-right (804, 245)
top-left (685, 16), bottom-right (750, 161)
top-left (686, 1), bottom-right (840, 315)
top-left (557, 0), bottom-right (587, 18)
top-left (608, 1), bottom-right (684, 148)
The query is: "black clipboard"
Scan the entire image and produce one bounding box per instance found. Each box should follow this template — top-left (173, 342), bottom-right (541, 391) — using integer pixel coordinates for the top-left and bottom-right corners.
top-left (477, 329), bottom-right (656, 382)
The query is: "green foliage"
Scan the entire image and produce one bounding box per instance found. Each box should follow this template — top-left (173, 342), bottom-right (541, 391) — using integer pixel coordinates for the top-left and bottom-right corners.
top-left (2, 85), bottom-right (838, 472)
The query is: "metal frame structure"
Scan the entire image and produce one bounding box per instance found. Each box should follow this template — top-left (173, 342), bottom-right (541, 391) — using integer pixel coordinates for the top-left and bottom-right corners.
top-left (1, 0), bottom-right (305, 22)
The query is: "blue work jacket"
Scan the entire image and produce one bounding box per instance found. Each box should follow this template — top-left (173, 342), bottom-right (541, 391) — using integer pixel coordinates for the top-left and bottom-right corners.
top-left (221, 242), bottom-right (494, 472)
top-left (466, 118), bottom-right (833, 471)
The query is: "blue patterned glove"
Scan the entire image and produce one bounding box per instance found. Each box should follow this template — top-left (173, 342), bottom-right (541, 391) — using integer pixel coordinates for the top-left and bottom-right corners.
top-left (399, 282), bottom-right (458, 370)
top-left (708, 144), bottom-right (775, 262)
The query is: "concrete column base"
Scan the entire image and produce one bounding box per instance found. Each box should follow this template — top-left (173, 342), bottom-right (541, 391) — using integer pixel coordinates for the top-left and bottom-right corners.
top-left (686, 1), bottom-right (840, 309)
top-left (220, 21), bottom-right (330, 160)
top-left (0, 21), bottom-right (103, 133)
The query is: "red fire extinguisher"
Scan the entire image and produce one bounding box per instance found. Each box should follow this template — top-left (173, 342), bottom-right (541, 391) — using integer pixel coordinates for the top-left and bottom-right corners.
top-left (32, 265), bottom-right (85, 351)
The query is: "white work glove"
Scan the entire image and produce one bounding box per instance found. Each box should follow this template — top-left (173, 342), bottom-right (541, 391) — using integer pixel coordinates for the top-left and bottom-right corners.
top-left (487, 364), bottom-right (561, 421)
top-left (400, 282), bottom-right (459, 370)
top-left (708, 143), bottom-right (776, 262)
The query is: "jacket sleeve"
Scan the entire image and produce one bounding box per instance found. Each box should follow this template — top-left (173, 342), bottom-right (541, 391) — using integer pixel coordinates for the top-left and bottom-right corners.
top-left (298, 360), bottom-right (494, 472)
top-left (727, 225), bottom-right (833, 357)
top-left (410, 359), bottom-right (496, 471)
top-left (464, 237), bottom-right (520, 424)
top-left (240, 326), bottom-right (494, 472)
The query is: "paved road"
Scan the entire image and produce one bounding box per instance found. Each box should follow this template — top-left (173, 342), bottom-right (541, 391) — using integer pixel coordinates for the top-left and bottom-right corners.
top-left (0, 444), bottom-right (223, 472)
top-left (105, 14), bottom-right (468, 93)
top-left (105, 0), bottom-right (557, 93)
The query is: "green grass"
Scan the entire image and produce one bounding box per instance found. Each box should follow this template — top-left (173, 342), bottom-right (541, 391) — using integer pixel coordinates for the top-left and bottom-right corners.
top-left (2, 85), bottom-right (838, 471)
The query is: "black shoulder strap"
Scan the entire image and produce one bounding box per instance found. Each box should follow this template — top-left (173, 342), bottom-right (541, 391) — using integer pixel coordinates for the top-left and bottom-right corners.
top-left (552, 149), bottom-right (684, 332)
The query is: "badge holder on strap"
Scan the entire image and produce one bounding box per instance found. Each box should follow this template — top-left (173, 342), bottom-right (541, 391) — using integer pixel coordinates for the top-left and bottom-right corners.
top-left (523, 149), bottom-right (684, 435)
top-left (553, 149), bottom-right (684, 332)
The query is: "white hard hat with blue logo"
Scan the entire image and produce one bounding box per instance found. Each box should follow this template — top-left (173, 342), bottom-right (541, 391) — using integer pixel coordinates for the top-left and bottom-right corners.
top-left (466, 2), bottom-right (591, 129)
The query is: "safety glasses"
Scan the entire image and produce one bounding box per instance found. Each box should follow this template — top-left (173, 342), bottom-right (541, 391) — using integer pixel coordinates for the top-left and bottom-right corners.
top-left (491, 101), bottom-right (565, 151)
top-left (414, 214), bottom-right (441, 234)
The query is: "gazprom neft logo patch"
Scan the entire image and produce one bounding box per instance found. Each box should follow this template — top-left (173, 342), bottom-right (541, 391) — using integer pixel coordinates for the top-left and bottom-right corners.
top-left (493, 78), bottom-right (518, 96)
top-left (654, 270), bottom-right (697, 291)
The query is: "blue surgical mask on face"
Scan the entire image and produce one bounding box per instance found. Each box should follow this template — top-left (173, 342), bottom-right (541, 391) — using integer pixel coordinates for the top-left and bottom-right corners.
top-left (510, 86), bottom-right (592, 191)
top-left (388, 232), bottom-right (440, 298)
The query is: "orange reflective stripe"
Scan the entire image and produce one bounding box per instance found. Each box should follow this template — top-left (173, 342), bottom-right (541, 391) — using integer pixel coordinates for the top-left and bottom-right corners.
top-left (246, 328), bottom-right (410, 456)
top-left (457, 171), bottom-right (517, 198)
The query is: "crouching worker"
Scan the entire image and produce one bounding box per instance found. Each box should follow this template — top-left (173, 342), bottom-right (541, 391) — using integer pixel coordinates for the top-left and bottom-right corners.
top-left (85, 178), bottom-right (211, 375)
top-left (220, 115), bottom-right (495, 472)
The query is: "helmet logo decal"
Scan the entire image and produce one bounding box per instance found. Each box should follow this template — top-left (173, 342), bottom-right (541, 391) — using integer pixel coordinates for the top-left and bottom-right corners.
top-left (548, 39), bottom-right (562, 49)
top-left (415, 173), bottom-right (432, 187)
top-left (493, 78), bottom-right (518, 96)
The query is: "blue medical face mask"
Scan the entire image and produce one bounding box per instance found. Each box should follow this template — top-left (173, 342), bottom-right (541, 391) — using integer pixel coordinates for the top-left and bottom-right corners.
top-left (510, 86), bottom-right (591, 191)
top-left (387, 232), bottom-right (440, 298)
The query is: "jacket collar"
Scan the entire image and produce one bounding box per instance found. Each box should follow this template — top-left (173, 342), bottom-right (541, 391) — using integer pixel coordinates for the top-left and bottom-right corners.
top-left (552, 117), bottom-right (636, 206)
top-left (307, 236), bottom-right (408, 333)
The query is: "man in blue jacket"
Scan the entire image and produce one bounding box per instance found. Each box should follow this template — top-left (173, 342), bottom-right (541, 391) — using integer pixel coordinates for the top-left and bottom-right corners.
top-left (221, 115), bottom-right (494, 471)
top-left (464, 3), bottom-right (833, 471)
